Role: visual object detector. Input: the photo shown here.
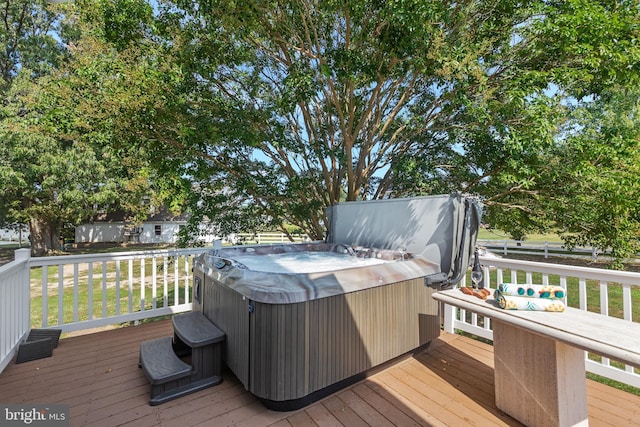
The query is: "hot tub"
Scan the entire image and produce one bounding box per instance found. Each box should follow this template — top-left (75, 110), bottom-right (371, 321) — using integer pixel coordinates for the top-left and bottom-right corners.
top-left (192, 242), bottom-right (442, 410)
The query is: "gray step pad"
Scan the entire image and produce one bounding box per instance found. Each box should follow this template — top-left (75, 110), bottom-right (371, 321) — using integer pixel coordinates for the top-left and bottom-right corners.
top-left (140, 337), bottom-right (192, 384)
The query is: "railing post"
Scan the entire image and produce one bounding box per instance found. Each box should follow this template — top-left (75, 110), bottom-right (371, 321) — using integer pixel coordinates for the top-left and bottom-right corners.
top-left (544, 241), bottom-right (548, 258)
top-left (443, 303), bottom-right (456, 334)
top-left (16, 248), bottom-right (31, 338)
top-left (503, 240), bottom-right (507, 256)
top-left (15, 248), bottom-right (30, 262)
top-left (16, 248), bottom-right (31, 296)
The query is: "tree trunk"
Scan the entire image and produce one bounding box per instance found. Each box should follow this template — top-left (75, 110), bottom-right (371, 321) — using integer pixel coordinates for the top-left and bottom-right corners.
top-left (29, 217), bottom-right (62, 256)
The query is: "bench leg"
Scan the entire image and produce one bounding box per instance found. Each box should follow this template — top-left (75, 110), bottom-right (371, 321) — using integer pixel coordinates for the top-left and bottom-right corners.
top-left (493, 320), bottom-right (588, 427)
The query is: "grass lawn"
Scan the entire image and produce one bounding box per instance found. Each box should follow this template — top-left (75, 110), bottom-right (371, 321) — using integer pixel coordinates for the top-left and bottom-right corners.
top-left (30, 257), bottom-right (190, 328)
top-left (21, 243), bottom-right (191, 328)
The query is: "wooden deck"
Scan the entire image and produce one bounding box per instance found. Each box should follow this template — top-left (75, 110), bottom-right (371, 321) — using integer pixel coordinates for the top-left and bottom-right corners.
top-left (1, 320), bottom-right (639, 427)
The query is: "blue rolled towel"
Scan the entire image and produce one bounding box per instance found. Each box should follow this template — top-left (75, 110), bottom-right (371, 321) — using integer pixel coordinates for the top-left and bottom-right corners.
top-left (498, 283), bottom-right (565, 299)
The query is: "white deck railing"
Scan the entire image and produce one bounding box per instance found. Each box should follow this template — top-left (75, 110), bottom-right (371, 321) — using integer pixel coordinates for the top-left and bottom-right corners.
top-left (0, 246), bottom-right (212, 373)
top-left (443, 255), bottom-right (640, 389)
top-left (0, 250), bottom-right (31, 373)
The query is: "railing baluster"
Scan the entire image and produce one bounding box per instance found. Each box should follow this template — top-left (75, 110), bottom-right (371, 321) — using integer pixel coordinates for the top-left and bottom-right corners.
top-left (152, 257), bottom-right (157, 310)
top-left (579, 278), bottom-right (587, 310)
top-left (560, 276), bottom-right (567, 305)
top-left (163, 257), bottom-right (168, 308)
top-left (140, 258), bottom-right (145, 311)
top-left (599, 281), bottom-right (609, 316)
top-left (88, 262), bottom-right (93, 320)
top-left (115, 260), bottom-right (121, 316)
top-left (102, 261), bottom-right (107, 319)
top-left (58, 264), bottom-right (64, 326)
top-left (128, 259), bottom-right (133, 313)
top-left (482, 265), bottom-right (490, 289)
top-left (443, 303), bottom-right (455, 333)
top-left (623, 284), bottom-right (634, 373)
top-left (599, 281), bottom-right (610, 367)
top-left (174, 254), bottom-right (179, 305)
top-left (623, 284), bottom-right (632, 322)
top-left (184, 255), bottom-right (189, 303)
top-left (73, 264), bottom-right (79, 323)
top-left (42, 266), bottom-right (48, 328)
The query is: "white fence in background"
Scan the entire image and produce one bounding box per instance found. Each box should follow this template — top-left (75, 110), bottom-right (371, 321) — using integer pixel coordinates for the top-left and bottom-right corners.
top-left (477, 239), bottom-right (609, 260)
top-left (0, 227), bottom-right (29, 246)
top-left (235, 232), bottom-right (310, 245)
top-left (444, 256), bottom-right (640, 389)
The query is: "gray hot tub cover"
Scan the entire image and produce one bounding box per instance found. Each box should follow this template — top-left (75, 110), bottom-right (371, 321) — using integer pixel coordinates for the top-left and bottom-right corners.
top-left (325, 193), bottom-right (482, 287)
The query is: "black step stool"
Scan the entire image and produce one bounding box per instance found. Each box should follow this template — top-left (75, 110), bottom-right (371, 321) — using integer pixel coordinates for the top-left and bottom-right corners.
top-left (139, 312), bottom-right (225, 405)
top-left (15, 329), bottom-right (62, 364)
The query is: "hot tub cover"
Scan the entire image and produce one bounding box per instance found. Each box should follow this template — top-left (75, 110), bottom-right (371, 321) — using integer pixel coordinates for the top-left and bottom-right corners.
top-left (325, 193), bottom-right (482, 286)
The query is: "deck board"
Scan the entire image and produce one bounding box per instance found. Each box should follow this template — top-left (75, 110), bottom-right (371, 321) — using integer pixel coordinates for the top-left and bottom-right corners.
top-left (1, 319), bottom-right (639, 426)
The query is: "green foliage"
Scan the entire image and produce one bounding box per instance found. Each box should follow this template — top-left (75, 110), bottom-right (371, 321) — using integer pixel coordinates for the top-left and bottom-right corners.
top-left (547, 87), bottom-right (640, 267)
top-left (145, 0), bottom-right (640, 255)
top-left (0, 0), bottom-right (64, 86)
top-left (2, 0), bottom-right (640, 266)
top-left (0, 0), bottom-right (189, 254)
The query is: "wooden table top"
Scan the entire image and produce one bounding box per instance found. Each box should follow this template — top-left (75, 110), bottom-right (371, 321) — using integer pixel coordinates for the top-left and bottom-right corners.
top-left (433, 288), bottom-right (640, 368)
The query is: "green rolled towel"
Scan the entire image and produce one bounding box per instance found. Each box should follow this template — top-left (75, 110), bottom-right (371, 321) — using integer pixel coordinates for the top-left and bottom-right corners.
top-left (498, 283), bottom-right (565, 299)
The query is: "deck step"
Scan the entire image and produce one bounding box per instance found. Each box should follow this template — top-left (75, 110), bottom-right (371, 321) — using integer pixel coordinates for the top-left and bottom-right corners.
top-left (15, 329), bottom-right (62, 364)
top-left (139, 337), bottom-right (192, 385)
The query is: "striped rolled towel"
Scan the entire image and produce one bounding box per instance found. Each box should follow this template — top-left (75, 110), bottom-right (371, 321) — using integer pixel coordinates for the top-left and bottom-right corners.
top-left (498, 283), bottom-right (565, 299)
top-left (495, 293), bottom-right (566, 312)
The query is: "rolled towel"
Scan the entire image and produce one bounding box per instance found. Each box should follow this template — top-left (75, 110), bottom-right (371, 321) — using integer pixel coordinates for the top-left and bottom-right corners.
top-left (496, 293), bottom-right (566, 312)
top-left (498, 283), bottom-right (565, 299)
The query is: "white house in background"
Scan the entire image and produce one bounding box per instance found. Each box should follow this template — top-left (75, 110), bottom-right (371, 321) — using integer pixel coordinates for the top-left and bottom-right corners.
top-left (0, 226), bottom-right (29, 244)
top-left (75, 208), bottom-right (217, 244)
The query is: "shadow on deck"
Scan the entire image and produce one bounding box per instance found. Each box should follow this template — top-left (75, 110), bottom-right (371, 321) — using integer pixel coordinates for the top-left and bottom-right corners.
top-left (0, 319), bottom-right (638, 426)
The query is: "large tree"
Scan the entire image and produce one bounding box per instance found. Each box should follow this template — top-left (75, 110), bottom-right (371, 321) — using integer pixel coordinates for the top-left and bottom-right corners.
top-left (0, 0), bottom-right (187, 255)
top-left (3, 0), bottom-right (638, 263)
top-left (148, 0), bottom-right (640, 258)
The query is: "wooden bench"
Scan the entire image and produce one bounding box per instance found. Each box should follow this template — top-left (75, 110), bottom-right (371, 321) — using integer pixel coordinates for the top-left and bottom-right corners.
top-left (433, 289), bottom-right (640, 427)
top-left (139, 311), bottom-right (225, 406)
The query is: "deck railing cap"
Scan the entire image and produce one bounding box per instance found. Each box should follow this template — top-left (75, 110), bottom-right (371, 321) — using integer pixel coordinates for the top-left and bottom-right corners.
top-left (14, 248), bottom-right (30, 261)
